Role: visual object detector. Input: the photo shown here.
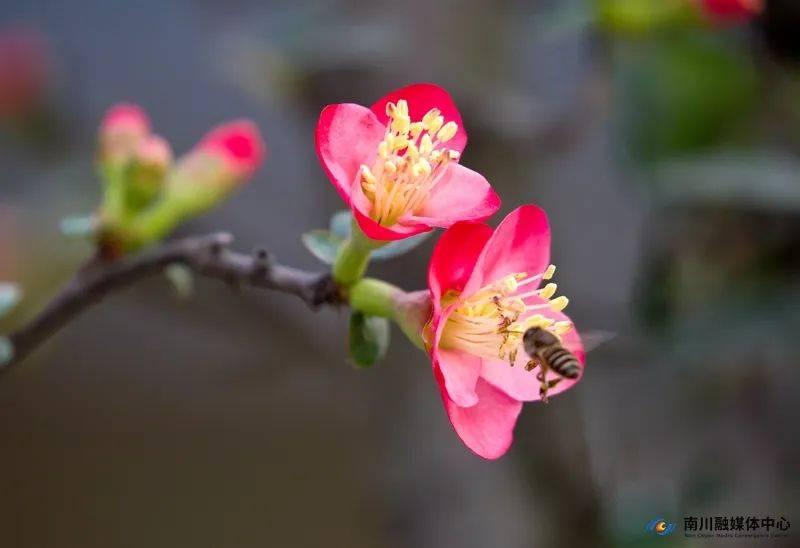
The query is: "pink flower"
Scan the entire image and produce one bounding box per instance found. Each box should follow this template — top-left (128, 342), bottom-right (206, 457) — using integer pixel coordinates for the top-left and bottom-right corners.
top-left (0, 26), bottom-right (51, 118)
top-left (316, 83), bottom-right (500, 241)
top-left (698, 0), bottom-right (763, 22)
top-left (197, 119), bottom-right (265, 181)
top-left (426, 205), bottom-right (584, 459)
top-left (98, 103), bottom-right (151, 163)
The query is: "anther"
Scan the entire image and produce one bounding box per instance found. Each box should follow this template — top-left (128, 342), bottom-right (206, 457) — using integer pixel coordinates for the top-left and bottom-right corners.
top-left (360, 165), bottom-right (376, 185)
top-left (538, 283), bottom-right (557, 299)
top-left (378, 141), bottom-right (389, 159)
top-left (420, 134), bottom-right (433, 155)
top-left (428, 116), bottom-right (444, 135)
top-left (549, 296), bottom-right (569, 311)
top-left (396, 99), bottom-right (409, 117)
top-left (553, 321), bottom-right (572, 335)
top-left (422, 108), bottom-right (441, 127)
top-left (437, 121), bottom-right (458, 142)
top-left (391, 115), bottom-right (410, 134)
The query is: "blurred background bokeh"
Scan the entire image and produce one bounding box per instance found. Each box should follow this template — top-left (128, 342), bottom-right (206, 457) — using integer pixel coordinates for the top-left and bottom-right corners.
top-left (1, 0), bottom-right (798, 546)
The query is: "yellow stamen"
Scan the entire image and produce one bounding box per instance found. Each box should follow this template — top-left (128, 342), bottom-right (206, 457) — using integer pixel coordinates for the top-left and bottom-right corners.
top-left (439, 267), bottom-right (573, 364)
top-left (422, 108), bottom-right (441, 127)
top-left (539, 283), bottom-right (557, 299)
top-left (437, 121), bottom-right (458, 142)
top-left (360, 97), bottom-right (463, 227)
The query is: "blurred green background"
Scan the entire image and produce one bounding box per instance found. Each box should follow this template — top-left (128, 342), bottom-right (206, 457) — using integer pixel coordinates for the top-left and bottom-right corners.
top-left (0, 1), bottom-right (798, 546)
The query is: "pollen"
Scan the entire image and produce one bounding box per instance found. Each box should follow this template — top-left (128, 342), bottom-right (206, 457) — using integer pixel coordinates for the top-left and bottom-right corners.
top-left (439, 265), bottom-right (573, 366)
top-left (360, 99), bottom-right (462, 227)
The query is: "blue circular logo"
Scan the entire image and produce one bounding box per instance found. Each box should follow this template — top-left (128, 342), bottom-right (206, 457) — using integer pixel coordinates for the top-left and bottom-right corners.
top-left (646, 517), bottom-right (677, 536)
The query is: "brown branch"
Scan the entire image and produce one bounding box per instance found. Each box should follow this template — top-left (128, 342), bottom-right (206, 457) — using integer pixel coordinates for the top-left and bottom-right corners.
top-left (2, 233), bottom-right (341, 373)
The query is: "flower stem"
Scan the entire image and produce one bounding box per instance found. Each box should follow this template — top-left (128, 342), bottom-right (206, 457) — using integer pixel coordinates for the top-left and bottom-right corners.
top-left (349, 278), bottom-right (431, 349)
top-left (120, 199), bottom-right (183, 251)
top-left (348, 278), bottom-right (401, 318)
top-left (332, 221), bottom-right (380, 286)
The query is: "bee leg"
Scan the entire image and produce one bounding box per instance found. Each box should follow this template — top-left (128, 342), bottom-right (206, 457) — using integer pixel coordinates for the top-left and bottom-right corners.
top-left (536, 364), bottom-right (550, 404)
top-left (524, 359), bottom-right (536, 372)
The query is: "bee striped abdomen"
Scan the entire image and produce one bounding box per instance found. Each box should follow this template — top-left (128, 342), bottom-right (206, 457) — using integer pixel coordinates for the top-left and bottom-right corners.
top-left (540, 346), bottom-right (581, 379)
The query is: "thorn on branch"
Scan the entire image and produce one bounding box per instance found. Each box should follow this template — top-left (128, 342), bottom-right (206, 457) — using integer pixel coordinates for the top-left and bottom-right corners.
top-left (307, 274), bottom-right (341, 311)
top-left (252, 247), bottom-right (273, 277)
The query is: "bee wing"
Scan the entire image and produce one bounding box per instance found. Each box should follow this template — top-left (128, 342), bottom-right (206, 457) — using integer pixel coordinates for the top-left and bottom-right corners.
top-left (578, 330), bottom-right (616, 353)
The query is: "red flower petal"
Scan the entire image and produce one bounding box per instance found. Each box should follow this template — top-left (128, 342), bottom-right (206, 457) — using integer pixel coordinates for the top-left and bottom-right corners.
top-left (315, 103), bottom-right (386, 203)
top-left (434, 348), bottom-right (482, 407)
top-left (409, 163), bottom-right (500, 228)
top-left (370, 83), bottom-right (467, 153)
top-left (462, 205), bottom-right (551, 300)
top-left (428, 221), bottom-right (493, 313)
top-left (437, 370), bottom-right (522, 460)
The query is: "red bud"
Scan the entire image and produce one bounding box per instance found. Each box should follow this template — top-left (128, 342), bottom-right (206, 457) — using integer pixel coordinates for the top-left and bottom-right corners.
top-left (98, 103), bottom-right (150, 164)
top-left (196, 119), bottom-right (265, 182)
top-left (699, 0), bottom-right (763, 22)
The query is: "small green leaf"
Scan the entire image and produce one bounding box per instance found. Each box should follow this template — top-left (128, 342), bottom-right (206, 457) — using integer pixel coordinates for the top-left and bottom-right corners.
top-left (165, 264), bottom-right (194, 299)
top-left (372, 230), bottom-right (433, 260)
top-left (0, 283), bottom-right (21, 318)
top-left (348, 311), bottom-right (390, 368)
top-left (301, 229), bottom-right (344, 265)
top-left (60, 214), bottom-right (99, 238)
top-left (329, 210), bottom-right (352, 240)
top-left (0, 336), bottom-right (13, 366)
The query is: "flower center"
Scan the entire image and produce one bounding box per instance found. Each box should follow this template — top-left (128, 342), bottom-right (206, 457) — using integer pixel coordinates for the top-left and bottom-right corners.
top-left (439, 265), bottom-right (572, 365)
top-left (359, 99), bottom-right (461, 227)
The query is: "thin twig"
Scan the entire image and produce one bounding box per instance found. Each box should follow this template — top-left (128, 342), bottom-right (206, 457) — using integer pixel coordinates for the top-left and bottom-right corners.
top-left (2, 233), bottom-right (341, 372)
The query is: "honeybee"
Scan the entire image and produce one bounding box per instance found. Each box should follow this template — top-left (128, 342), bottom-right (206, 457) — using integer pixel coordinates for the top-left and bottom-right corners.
top-left (522, 327), bottom-right (584, 403)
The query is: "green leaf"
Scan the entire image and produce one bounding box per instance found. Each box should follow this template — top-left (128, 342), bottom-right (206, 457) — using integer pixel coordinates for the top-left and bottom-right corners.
top-left (301, 229), bottom-right (344, 265)
top-left (329, 210), bottom-right (352, 240)
top-left (0, 283), bottom-right (21, 318)
top-left (372, 230), bottom-right (433, 260)
top-left (60, 214), bottom-right (99, 238)
top-left (0, 336), bottom-right (13, 366)
top-left (348, 311), bottom-right (390, 368)
top-left (165, 264), bottom-right (194, 299)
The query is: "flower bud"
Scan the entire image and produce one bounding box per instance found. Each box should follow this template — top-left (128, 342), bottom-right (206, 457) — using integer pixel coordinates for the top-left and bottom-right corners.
top-left (97, 103), bottom-right (150, 166)
top-left (125, 135), bottom-right (172, 209)
top-left (197, 119), bottom-right (265, 181)
top-left (165, 119), bottom-right (265, 215)
top-left (117, 119), bottom-right (264, 253)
